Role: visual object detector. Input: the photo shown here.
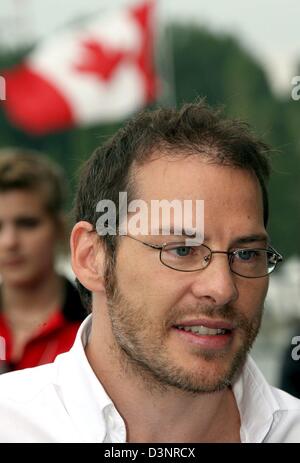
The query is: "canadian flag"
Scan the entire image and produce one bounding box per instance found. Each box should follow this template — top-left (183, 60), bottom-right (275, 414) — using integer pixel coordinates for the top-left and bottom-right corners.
top-left (3, 1), bottom-right (157, 135)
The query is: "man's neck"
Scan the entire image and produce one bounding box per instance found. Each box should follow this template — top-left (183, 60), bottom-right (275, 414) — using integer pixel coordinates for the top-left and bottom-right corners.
top-left (126, 389), bottom-right (241, 443)
top-left (86, 319), bottom-right (241, 443)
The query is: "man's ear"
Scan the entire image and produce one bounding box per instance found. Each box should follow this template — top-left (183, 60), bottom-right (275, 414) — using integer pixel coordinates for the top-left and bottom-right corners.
top-left (70, 221), bottom-right (105, 292)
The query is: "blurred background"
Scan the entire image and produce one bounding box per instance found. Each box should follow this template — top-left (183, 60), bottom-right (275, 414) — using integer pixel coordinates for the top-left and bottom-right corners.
top-left (0, 0), bottom-right (299, 389)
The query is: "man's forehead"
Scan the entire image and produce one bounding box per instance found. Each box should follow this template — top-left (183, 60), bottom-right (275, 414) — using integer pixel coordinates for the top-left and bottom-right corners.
top-left (124, 157), bottom-right (266, 243)
top-left (132, 156), bottom-right (262, 201)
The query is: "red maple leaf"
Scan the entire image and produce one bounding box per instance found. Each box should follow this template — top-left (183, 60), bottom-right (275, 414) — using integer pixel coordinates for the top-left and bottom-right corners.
top-left (74, 40), bottom-right (128, 81)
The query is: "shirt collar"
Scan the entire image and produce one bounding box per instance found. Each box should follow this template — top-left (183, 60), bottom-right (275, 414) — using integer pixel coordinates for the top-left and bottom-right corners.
top-left (56, 314), bottom-right (280, 443)
top-left (232, 355), bottom-right (281, 442)
top-left (54, 314), bottom-right (126, 443)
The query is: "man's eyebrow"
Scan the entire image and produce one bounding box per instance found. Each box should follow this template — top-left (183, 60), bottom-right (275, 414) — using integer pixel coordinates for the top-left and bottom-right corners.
top-left (232, 233), bottom-right (269, 245)
top-left (156, 226), bottom-right (197, 237)
top-left (154, 228), bottom-right (269, 244)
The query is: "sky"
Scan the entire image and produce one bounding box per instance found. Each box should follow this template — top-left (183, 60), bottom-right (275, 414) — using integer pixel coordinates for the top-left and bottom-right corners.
top-left (0, 0), bottom-right (299, 95)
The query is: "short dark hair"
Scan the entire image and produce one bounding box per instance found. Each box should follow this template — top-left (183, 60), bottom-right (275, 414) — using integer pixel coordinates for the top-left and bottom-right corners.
top-left (74, 101), bottom-right (271, 311)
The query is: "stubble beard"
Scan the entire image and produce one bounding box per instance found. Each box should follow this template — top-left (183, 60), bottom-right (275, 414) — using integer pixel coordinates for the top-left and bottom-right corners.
top-left (105, 265), bottom-right (263, 395)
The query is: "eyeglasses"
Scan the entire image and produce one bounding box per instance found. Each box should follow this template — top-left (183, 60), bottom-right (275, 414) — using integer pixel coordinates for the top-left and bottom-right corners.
top-left (124, 235), bottom-right (283, 278)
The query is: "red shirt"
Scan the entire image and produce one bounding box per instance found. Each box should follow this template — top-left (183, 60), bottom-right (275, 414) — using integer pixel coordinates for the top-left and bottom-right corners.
top-left (0, 278), bottom-right (87, 373)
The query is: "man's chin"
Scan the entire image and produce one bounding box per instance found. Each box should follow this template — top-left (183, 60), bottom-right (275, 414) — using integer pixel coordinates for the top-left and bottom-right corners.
top-left (161, 349), bottom-right (248, 394)
top-left (152, 368), bottom-right (234, 394)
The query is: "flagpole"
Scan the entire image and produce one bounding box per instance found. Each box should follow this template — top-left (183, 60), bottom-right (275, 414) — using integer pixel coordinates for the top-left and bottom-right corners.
top-left (164, 20), bottom-right (177, 108)
top-left (155, 1), bottom-right (177, 108)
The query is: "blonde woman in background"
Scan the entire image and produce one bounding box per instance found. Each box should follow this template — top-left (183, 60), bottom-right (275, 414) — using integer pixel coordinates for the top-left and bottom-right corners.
top-left (0, 149), bottom-right (86, 373)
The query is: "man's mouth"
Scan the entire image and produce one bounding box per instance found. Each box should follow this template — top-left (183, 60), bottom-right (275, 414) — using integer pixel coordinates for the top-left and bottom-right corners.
top-left (176, 325), bottom-right (229, 336)
top-left (172, 319), bottom-right (235, 349)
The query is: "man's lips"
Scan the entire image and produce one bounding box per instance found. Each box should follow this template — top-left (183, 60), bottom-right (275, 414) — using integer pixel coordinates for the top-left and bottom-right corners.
top-left (171, 318), bottom-right (235, 349)
top-left (172, 319), bottom-right (235, 331)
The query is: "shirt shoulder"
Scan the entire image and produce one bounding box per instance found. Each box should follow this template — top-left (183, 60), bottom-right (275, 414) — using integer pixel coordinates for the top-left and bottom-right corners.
top-left (267, 386), bottom-right (300, 443)
top-left (271, 385), bottom-right (300, 410)
top-left (0, 355), bottom-right (82, 442)
top-left (0, 362), bottom-right (56, 401)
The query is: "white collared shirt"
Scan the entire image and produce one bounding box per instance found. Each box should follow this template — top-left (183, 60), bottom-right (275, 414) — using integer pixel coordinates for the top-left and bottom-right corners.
top-left (0, 315), bottom-right (299, 443)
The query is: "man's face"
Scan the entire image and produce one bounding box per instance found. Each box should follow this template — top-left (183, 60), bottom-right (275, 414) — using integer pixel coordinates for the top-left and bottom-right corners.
top-left (0, 190), bottom-right (59, 287)
top-left (104, 156), bottom-right (269, 393)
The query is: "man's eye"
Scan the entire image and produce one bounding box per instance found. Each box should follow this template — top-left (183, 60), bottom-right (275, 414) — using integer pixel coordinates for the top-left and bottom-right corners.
top-left (172, 246), bottom-right (193, 257)
top-left (235, 249), bottom-right (258, 261)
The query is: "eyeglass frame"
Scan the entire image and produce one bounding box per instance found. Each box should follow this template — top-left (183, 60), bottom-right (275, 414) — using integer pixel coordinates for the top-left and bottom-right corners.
top-left (124, 234), bottom-right (283, 279)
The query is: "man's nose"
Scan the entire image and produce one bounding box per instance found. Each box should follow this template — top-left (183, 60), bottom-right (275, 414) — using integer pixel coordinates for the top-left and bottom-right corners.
top-left (190, 253), bottom-right (238, 306)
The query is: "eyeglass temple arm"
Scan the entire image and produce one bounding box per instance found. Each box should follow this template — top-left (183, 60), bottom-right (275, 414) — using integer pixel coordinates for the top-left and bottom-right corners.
top-left (268, 245), bottom-right (283, 262)
top-left (127, 234), bottom-right (163, 250)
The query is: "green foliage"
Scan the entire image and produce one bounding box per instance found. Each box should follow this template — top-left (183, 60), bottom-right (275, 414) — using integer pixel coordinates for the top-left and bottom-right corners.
top-left (0, 24), bottom-right (299, 257)
top-left (165, 23), bottom-right (300, 257)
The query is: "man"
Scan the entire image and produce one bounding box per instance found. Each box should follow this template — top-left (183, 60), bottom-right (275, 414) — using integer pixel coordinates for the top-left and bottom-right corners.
top-left (0, 149), bottom-right (86, 373)
top-left (0, 102), bottom-right (299, 442)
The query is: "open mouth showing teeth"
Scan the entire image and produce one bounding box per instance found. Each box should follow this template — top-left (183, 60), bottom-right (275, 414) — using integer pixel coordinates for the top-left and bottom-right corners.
top-left (175, 325), bottom-right (230, 336)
